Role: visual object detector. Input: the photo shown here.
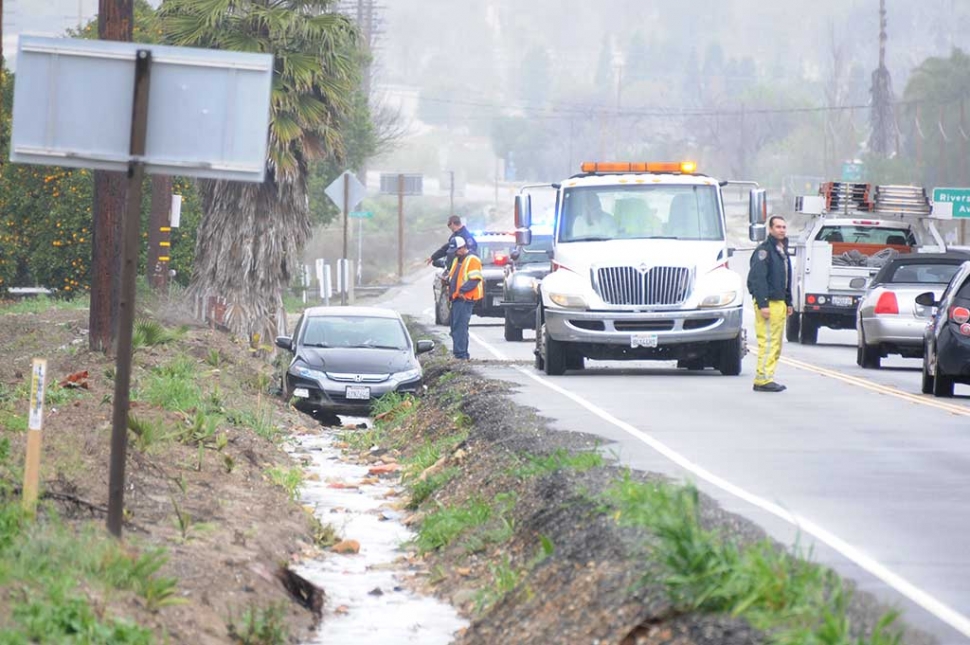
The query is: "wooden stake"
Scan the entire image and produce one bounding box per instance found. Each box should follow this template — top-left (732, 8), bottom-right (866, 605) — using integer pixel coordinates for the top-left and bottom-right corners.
top-left (22, 358), bottom-right (48, 514)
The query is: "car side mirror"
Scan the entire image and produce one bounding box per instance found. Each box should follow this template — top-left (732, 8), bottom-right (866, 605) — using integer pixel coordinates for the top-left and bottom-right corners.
top-left (915, 292), bottom-right (938, 307)
top-left (416, 339), bottom-right (435, 354)
top-left (849, 277), bottom-right (867, 289)
top-left (510, 249), bottom-right (521, 261)
top-left (275, 335), bottom-right (293, 351)
top-left (726, 247), bottom-right (735, 258)
top-left (431, 257), bottom-right (446, 268)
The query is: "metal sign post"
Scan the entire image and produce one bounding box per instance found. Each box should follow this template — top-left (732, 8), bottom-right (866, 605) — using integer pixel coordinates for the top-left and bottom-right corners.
top-left (107, 49), bottom-right (152, 538)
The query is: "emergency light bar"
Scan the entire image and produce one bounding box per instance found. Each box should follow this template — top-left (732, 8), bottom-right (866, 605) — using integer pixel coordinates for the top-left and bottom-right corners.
top-left (580, 161), bottom-right (697, 174)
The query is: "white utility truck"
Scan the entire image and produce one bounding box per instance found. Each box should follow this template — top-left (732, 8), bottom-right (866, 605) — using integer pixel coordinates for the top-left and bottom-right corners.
top-left (785, 182), bottom-right (947, 344)
top-left (514, 161), bottom-right (761, 376)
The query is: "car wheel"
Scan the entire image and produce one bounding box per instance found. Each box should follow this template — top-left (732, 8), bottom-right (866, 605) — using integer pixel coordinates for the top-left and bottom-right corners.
top-left (932, 359), bottom-right (955, 397)
top-left (540, 321), bottom-right (567, 376)
top-left (504, 314), bottom-right (523, 342)
top-left (786, 313), bottom-right (801, 343)
top-left (717, 334), bottom-right (743, 376)
top-left (857, 328), bottom-right (881, 369)
top-left (435, 290), bottom-right (451, 326)
top-left (800, 314), bottom-right (818, 345)
top-left (921, 351), bottom-right (934, 394)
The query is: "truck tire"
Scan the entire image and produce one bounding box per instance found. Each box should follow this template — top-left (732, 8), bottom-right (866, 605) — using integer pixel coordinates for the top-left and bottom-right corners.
top-left (799, 314), bottom-right (818, 345)
top-left (921, 353), bottom-right (934, 394)
top-left (717, 334), bottom-right (743, 376)
top-left (856, 329), bottom-right (881, 369)
top-left (540, 321), bottom-right (567, 376)
top-left (933, 361), bottom-right (955, 397)
top-left (534, 306), bottom-right (545, 370)
top-left (786, 313), bottom-right (801, 343)
top-left (566, 351), bottom-right (585, 371)
top-left (504, 314), bottom-right (523, 342)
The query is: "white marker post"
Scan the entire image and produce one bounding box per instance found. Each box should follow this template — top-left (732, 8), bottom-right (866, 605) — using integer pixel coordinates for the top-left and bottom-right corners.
top-left (22, 358), bottom-right (47, 514)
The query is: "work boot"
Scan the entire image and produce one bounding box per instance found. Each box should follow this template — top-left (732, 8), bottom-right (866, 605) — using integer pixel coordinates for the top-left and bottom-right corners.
top-left (753, 382), bottom-right (786, 392)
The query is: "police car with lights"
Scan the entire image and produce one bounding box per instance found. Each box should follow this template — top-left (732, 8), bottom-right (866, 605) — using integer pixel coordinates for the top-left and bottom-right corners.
top-left (515, 161), bottom-right (756, 376)
top-left (501, 226), bottom-right (553, 341)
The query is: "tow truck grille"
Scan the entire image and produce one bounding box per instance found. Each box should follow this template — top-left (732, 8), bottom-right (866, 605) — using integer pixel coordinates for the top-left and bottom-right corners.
top-left (596, 266), bottom-right (692, 306)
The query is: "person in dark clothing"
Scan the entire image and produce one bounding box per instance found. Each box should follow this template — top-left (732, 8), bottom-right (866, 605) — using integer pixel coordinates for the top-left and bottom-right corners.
top-left (427, 215), bottom-right (478, 266)
top-left (747, 215), bottom-right (793, 393)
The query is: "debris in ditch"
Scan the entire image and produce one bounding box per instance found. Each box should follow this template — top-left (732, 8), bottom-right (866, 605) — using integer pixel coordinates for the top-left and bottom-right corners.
top-left (276, 566), bottom-right (325, 620)
top-left (331, 539), bottom-right (361, 554)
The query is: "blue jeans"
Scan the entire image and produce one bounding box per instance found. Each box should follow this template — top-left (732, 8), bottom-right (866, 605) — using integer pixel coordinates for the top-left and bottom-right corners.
top-left (450, 298), bottom-right (474, 359)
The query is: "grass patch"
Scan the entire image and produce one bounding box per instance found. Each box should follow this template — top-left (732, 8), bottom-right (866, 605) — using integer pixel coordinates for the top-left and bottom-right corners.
top-left (0, 502), bottom-right (179, 641)
top-left (474, 555), bottom-right (523, 613)
top-left (127, 414), bottom-right (171, 451)
top-left (228, 407), bottom-right (279, 442)
top-left (402, 432), bottom-right (468, 480)
top-left (308, 516), bottom-right (341, 548)
top-left (132, 319), bottom-right (188, 349)
top-left (135, 354), bottom-right (204, 412)
top-left (511, 448), bottom-right (604, 478)
top-left (407, 467), bottom-right (459, 509)
top-left (415, 492), bottom-right (517, 554)
top-left (0, 295), bottom-right (89, 315)
top-left (265, 466), bottom-right (303, 501)
top-left (604, 475), bottom-right (902, 644)
top-left (227, 602), bottom-right (289, 645)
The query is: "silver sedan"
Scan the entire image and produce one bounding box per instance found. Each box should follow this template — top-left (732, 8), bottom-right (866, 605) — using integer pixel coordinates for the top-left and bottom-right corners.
top-left (856, 252), bottom-right (970, 368)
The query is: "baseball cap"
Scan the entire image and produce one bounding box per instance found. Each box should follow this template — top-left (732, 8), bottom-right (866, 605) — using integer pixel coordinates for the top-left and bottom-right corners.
top-left (449, 237), bottom-right (467, 250)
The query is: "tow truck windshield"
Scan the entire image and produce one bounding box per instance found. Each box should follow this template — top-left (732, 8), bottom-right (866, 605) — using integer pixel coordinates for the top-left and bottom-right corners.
top-left (559, 184), bottom-right (722, 242)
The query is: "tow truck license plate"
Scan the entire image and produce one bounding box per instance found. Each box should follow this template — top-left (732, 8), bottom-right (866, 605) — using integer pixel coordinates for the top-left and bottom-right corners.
top-left (832, 296), bottom-right (854, 307)
top-left (631, 333), bottom-right (658, 349)
top-left (345, 385), bottom-right (371, 400)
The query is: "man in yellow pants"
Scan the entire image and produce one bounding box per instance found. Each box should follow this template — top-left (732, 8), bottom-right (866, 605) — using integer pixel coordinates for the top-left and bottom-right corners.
top-left (747, 216), bottom-right (793, 392)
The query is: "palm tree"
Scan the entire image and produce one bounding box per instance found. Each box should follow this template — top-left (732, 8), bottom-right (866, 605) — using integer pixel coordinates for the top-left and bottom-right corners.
top-left (159, 0), bottom-right (359, 344)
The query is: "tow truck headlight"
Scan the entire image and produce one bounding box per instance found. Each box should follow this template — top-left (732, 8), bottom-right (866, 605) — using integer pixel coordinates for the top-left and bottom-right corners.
top-left (699, 291), bottom-right (738, 308)
top-left (549, 292), bottom-right (588, 309)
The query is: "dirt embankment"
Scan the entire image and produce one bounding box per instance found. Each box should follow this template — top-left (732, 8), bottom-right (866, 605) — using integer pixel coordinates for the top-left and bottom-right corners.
top-left (0, 305), bottom-right (323, 643)
top-left (370, 334), bottom-right (935, 645)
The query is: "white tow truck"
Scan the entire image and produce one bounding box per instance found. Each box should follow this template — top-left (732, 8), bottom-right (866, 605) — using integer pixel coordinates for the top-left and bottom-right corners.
top-left (514, 161), bottom-right (761, 376)
top-left (785, 182), bottom-right (947, 344)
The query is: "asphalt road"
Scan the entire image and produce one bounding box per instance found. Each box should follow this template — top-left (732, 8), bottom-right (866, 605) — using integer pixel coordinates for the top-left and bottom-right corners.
top-left (376, 254), bottom-right (970, 644)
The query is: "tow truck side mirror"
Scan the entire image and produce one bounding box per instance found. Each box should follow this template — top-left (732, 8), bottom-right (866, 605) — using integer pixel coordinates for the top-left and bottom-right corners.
top-left (514, 194), bottom-right (532, 229)
top-left (510, 249), bottom-right (521, 261)
top-left (749, 189), bottom-right (767, 242)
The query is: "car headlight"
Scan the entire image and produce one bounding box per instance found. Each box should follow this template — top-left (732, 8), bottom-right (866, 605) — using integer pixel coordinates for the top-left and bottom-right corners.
top-left (699, 291), bottom-right (738, 308)
top-left (294, 365), bottom-right (328, 383)
top-left (390, 368), bottom-right (422, 384)
top-left (549, 292), bottom-right (588, 309)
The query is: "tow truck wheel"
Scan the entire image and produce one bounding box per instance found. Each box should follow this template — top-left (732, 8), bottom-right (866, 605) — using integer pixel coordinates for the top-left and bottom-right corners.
top-left (786, 313), bottom-right (801, 343)
top-left (933, 360), bottom-right (955, 398)
top-left (540, 321), bottom-right (567, 376)
top-left (566, 351), bottom-right (585, 371)
top-left (504, 314), bottom-right (523, 342)
top-left (799, 314), bottom-right (819, 345)
top-left (717, 334), bottom-right (743, 376)
top-left (856, 329), bottom-right (881, 369)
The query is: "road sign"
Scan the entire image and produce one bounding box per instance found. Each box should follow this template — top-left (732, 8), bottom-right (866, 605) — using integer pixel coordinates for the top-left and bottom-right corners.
top-left (11, 36), bottom-right (273, 183)
top-left (841, 161), bottom-right (864, 182)
top-left (349, 210), bottom-right (373, 219)
top-left (325, 170), bottom-right (367, 211)
top-left (380, 173), bottom-right (423, 196)
top-left (932, 188), bottom-right (970, 218)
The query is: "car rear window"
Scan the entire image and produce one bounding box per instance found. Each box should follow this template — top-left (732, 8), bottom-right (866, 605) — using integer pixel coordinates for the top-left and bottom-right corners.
top-left (884, 262), bottom-right (963, 284)
top-left (477, 241), bottom-right (513, 265)
top-left (816, 226), bottom-right (914, 246)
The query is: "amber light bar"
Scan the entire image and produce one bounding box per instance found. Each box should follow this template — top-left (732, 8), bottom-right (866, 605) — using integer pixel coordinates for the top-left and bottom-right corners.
top-left (580, 161), bottom-right (697, 174)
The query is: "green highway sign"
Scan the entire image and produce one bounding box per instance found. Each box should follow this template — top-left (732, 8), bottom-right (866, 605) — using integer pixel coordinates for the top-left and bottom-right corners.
top-left (841, 161), bottom-right (864, 182)
top-left (932, 188), bottom-right (970, 218)
top-left (349, 210), bottom-right (373, 219)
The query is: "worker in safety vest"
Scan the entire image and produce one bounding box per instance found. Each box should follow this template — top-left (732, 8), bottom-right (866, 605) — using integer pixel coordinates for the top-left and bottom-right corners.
top-left (747, 215), bottom-right (793, 392)
top-left (447, 236), bottom-right (484, 359)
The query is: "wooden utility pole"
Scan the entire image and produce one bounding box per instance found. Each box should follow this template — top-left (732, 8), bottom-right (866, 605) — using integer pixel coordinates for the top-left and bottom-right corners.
top-left (90, 0), bottom-right (133, 352)
top-left (146, 176), bottom-right (172, 290)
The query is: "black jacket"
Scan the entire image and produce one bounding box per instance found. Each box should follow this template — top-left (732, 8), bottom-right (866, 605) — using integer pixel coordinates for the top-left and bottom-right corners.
top-left (430, 226), bottom-right (478, 263)
top-left (747, 237), bottom-right (792, 309)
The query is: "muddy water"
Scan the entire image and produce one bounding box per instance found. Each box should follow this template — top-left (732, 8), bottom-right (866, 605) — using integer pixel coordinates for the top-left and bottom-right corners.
top-left (291, 421), bottom-right (467, 644)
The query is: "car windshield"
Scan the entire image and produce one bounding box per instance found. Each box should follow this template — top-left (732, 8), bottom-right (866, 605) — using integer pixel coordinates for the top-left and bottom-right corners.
top-left (559, 185), bottom-right (722, 242)
top-left (884, 262), bottom-right (963, 284)
top-left (816, 225), bottom-right (914, 246)
top-left (517, 235), bottom-right (553, 264)
top-left (301, 316), bottom-right (409, 350)
top-left (477, 241), bottom-right (513, 266)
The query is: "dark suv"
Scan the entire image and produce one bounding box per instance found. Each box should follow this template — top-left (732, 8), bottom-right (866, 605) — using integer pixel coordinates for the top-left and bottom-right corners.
top-left (501, 233), bottom-right (553, 341)
top-left (918, 260), bottom-right (970, 397)
top-left (432, 232), bottom-right (515, 325)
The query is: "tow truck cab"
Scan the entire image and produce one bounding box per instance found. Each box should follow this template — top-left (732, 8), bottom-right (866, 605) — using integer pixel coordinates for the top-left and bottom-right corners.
top-left (516, 161), bottom-right (760, 376)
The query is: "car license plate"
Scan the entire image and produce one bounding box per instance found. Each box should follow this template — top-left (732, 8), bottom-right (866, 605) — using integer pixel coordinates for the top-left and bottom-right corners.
top-left (345, 385), bottom-right (370, 400)
top-left (293, 387), bottom-right (310, 398)
top-left (832, 296), bottom-right (853, 307)
top-left (631, 333), bottom-right (658, 348)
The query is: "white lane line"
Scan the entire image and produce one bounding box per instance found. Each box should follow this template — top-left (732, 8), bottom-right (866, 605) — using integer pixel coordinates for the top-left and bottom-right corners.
top-left (470, 331), bottom-right (510, 361)
top-left (468, 333), bottom-right (970, 638)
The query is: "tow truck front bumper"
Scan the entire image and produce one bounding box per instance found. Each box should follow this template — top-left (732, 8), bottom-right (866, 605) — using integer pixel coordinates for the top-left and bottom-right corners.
top-left (544, 306), bottom-right (743, 345)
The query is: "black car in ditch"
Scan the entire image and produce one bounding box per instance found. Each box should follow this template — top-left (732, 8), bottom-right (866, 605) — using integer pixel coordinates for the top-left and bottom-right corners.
top-left (276, 306), bottom-right (435, 415)
top-left (501, 233), bottom-right (554, 341)
top-left (918, 260), bottom-right (970, 397)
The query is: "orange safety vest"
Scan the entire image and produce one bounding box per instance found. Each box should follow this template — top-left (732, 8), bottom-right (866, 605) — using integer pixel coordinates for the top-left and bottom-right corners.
top-left (449, 253), bottom-right (484, 301)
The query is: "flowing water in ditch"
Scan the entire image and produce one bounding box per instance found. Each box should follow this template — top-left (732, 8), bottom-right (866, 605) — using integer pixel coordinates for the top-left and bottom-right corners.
top-left (290, 420), bottom-right (467, 644)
